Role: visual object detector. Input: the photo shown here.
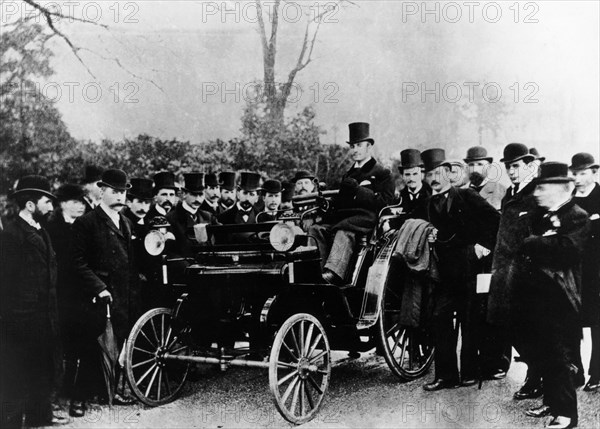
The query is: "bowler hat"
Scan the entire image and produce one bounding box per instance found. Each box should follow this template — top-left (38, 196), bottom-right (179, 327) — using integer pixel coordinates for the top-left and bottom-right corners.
top-left (534, 162), bottom-right (575, 184)
top-left (10, 175), bottom-right (55, 200)
top-left (529, 148), bottom-right (545, 162)
top-left (219, 171), bottom-right (236, 191)
top-left (56, 183), bottom-right (85, 202)
top-left (281, 180), bottom-right (294, 203)
top-left (500, 143), bottom-right (534, 164)
top-left (399, 149), bottom-right (424, 170)
top-left (262, 179), bottom-right (282, 194)
top-left (239, 172), bottom-right (261, 192)
top-left (97, 169), bottom-right (131, 191)
top-left (569, 152), bottom-right (599, 171)
top-left (421, 148), bottom-right (451, 172)
top-left (81, 165), bottom-right (103, 184)
top-left (128, 178), bottom-right (154, 201)
top-left (347, 122), bottom-right (374, 145)
top-left (182, 172), bottom-right (205, 193)
top-left (204, 173), bottom-right (219, 188)
top-left (292, 170), bottom-right (315, 183)
top-left (464, 146), bottom-right (493, 163)
top-left (153, 172), bottom-right (178, 192)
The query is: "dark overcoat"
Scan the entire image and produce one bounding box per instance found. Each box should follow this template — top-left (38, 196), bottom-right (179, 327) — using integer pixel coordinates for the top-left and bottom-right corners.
top-left (399, 181), bottom-right (431, 215)
top-left (72, 206), bottom-right (139, 341)
top-left (166, 202), bottom-right (218, 257)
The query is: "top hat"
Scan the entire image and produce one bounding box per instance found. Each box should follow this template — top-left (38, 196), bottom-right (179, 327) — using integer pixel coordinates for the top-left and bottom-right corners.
top-left (534, 162), bottom-right (575, 184)
top-left (281, 180), bottom-right (294, 202)
top-left (569, 152), bottom-right (599, 171)
top-left (262, 179), bottom-right (282, 194)
top-left (182, 172), bottom-right (205, 193)
top-left (204, 173), bottom-right (219, 188)
top-left (239, 172), bottom-right (262, 192)
top-left (219, 171), bottom-right (236, 191)
top-left (500, 143), bottom-right (535, 164)
top-left (97, 169), bottom-right (131, 191)
top-left (56, 183), bottom-right (85, 202)
top-left (347, 122), bottom-right (374, 145)
top-left (81, 165), bottom-right (104, 184)
top-left (292, 170), bottom-right (315, 183)
top-left (464, 146), bottom-right (493, 163)
top-left (10, 175), bottom-right (55, 199)
top-left (128, 178), bottom-right (154, 201)
top-left (421, 148), bottom-right (451, 172)
top-left (529, 148), bottom-right (545, 162)
top-left (152, 172), bottom-right (178, 192)
top-left (399, 149), bottom-right (424, 170)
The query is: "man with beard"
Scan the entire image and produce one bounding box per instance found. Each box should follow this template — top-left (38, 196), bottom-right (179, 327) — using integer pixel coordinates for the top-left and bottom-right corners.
top-left (200, 173), bottom-right (222, 216)
top-left (257, 179), bottom-right (282, 223)
top-left (167, 172), bottom-right (217, 257)
top-left (81, 165), bottom-right (103, 214)
top-left (71, 169), bottom-right (138, 413)
top-left (146, 171), bottom-right (178, 220)
top-left (218, 171), bottom-right (237, 211)
top-left (293, 170), bottom-right (316, 195)
top-left (398, 149), bottom-right (431, 214)
top-left (0, 175), bottom-right (67, 427)
top-left (570, 152), bottom-right (600, 392)
top-left (218, 172), bottom-right (262, 225)
top-left (464, 146), bottom-right (506, 211)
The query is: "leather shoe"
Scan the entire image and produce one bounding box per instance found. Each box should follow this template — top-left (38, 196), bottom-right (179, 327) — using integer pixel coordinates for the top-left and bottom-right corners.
top-left (322, 270), bottom-right (343, 286)
top-left (546, 415), bottom-right (575, 428)
top-left (50, 413), bottom-right (70, 425)
top-left (583, 378), bottom-right (600, 392)
top-left (69, 401), bottom-right (86, 418)
top-left (525, 405), bottom-right (552, 418)
top-left (461, 378), bottom-right (477, 387)
top-left (514, 382), bottom-right (543, 400)
top-left (488, 369), bottom-right (507, 380)
top-left (113, 392), bottom-right (136, 405)
top-left (423, 379), bottom-right (459, 391)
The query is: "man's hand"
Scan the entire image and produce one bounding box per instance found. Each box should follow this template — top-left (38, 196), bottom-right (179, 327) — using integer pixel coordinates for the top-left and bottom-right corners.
top-left (474, 244), bottom-right (491, 259)
top-left (427, 228), bottom-right (438, 243)
top-left (338, 178), bottom-right (359, 203)
top-left (97, 289), bottom-right (113, 304)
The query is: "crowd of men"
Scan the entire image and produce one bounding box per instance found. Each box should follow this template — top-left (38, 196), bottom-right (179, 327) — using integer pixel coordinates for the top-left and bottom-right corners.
top-left (0, 121), bottom-right (598, 429)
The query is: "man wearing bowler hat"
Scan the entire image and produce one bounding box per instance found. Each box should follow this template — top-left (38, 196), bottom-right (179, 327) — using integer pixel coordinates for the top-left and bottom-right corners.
top-left (570, 152), bottom-right (600, 392)
top-left (410, 148), bottom-right (499, 391)
top-left (464, 146), bottom-right (506, 211)
top-left (146, 171), bottom-right (179, 221)
top-left (167, 172), bottom-right (217, 257)
top-left (398, 148), bottom-right (431, 214)
top-left (200, 173), bottom-right (222, 216)
top-left (71, 169), bottom-right (139, 411)
top-left (309, 122), bottom-right (395, 287)
top-left (257, 179), bottom-right (283, 223)
top-left (218, 171), bottom-right (237, 211)
top-left (293, 170), bottom-right (316, 196)
top-left (500, 143), bottom-right (538, 210)
top-left (515, 162), bottom-right (589, 428)
top-left (0, 175), bottom-right (67, 427)
top-left (81, 165), bottom-right (103, 214)
top-left (218, 172), bottom-right (262, 225)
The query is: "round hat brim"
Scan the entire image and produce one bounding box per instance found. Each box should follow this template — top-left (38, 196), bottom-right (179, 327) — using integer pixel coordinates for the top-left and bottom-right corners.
top-left (533, 177), bottom-right (575, 184)
top-left (569, 162), bottom-right (599, 171)
top-left (97, 181), bottom-right (132, 191)
top-left (346, 138), bottom-right (374, 145)
top-left (9, 188), bottom-right (56, 200)
top-left (464, 157), bottom-right (493, 163)
top-left (500, 154), bottom-right (535, 164)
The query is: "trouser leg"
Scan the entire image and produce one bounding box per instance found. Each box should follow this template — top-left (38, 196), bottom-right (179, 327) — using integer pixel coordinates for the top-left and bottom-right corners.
top-left (460, 292), bottom-right (478, 380)
top-left (432, 288), bottom-right (460, 382)
top-left (307, 224), bottom-right (332, 269)
top-left (590, 325), bottom-right (600, 380)
top-left (324, 230), bottom-right (356, 280)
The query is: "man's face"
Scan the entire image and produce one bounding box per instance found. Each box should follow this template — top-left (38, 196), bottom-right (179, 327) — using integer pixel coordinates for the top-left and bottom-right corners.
top-left (402, 167), bottom-right (423, 191)
top-left (533, 183), bottom-right (571, 209)
top-left (61, 199), bottom-right (85, 219)
top-left (506, 160), bottom-right (536, 185)
top-left (426, 166), bottom-right (451, 193)
top-left (220, 188), bottom-right (236, 207)
top-left (295, 178), bottom-right (315, 195)
top-left (264, 192), bottom-right (282, 211)
top-left (238, 189), bottom-right (258, 210)
top-left (127, 198), bottom-right (151, 219)
top-left (84, 182), bottom-right (102, 201)
top-left (155, 188), bottom-right (177, 212)
top-left (101, 187), bottom-right (126, 210)
top-left (467, 160), bottom-right (490, 177)
top-left (204, 185), bottom-right (221, 204)
top-left (32, 196), bottom-right (53, 222)
top-left (448, 163), bottom-right (468, 187)
top-left (183, 191), bottom-right (204, 209)
top-left (349, 141), bottom-right (371, 164)
top-left (572, 168), bottom-right (596, 192)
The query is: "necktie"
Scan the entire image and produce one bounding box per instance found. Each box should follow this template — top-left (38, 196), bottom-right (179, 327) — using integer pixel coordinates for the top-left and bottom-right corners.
top-left (513, 183), bottom-right (520, 196)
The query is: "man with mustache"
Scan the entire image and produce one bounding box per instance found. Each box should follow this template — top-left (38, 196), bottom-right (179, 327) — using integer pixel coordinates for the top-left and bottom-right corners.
top-left (218, 172), bottom-right (262, 225)
top-left (200, 173), bottom-right (223, 216)
top-left (218, 171), bottom-right (237, 211)
top-left (293, 170), bottom-right (316, 195)
top-left (146, 171), bottom-right (178, 220)
top-left (71, 169), bottom-right (139, 413)
top-left (464, 146), bottom-right (506, 211)
top-left (398, 148), bottom-right (431, 214)
top-left (257, 179), bottom-right (283, 223)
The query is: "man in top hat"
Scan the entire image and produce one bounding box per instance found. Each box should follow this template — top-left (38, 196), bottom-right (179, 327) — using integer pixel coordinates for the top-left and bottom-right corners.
top-left (146, 171), bottom-right (179, 221)
top-left (71, 169), bottom-right (139, 411)
top-left (309, 122), bottom-right (395, 287)
top-left (447, 159), bottom-right (470, 188)
top-left (464, 146), bottom-right (506, 211)
top-left (410, 149), bottom-right (500, 391)
top-left (293, 170), bottom-right (316, 196)
top-left (218, 171), bottom-right (237, 211)
top-left (0, 175), bottom-right (67, 427)
top-left (514, 162), bottom-right (589, 428)
top-left (81, 165), bottom-right (103, 214)
top-left (570, 152), bottom-right (600, 392)
top-left (167, 172), bottom-right (217, 257)
top-left (257, 179), bottom-right (282, 223)
top-left (200, 173), bottom-right (222, 216)
top-left (398, 149), bottom-right (431, 214)
top-left (218, 172), bottom-right (262, 225)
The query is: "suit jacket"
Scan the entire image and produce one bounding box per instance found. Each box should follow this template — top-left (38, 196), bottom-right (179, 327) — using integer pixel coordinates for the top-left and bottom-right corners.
top-left (399, 182), bottom-right (431, 215)
top-left (72, 205), bottom-right (139, 340)
top-left (200, 200), bottom-right (222, 217)
top-left (167, 202), bottom-right (217, 257)
top-left (217, 203), bottom-right (259, 225)
top-left (474, 180), bottom-right (506, 211)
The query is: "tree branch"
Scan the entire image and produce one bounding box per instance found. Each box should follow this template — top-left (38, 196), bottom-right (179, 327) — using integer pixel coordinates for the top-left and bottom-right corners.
top-left (21, 0), bottom-right (109, 29)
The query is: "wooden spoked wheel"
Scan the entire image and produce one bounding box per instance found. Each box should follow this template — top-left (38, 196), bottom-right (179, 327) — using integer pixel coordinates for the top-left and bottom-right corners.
top-left (269, 313), bottom-right (331, 425)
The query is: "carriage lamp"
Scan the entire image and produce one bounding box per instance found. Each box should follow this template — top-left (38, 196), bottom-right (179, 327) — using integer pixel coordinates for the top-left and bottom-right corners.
top-left (269, 223), bottom-right (304, 252)
top-left (144, 229), bottom-right (175, 255)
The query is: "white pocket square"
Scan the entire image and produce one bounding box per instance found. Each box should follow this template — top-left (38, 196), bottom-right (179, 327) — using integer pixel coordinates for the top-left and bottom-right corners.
top-left (590, 213), bottom-right (600, 220)
top-left (518, 211), bottom-right (528, 217)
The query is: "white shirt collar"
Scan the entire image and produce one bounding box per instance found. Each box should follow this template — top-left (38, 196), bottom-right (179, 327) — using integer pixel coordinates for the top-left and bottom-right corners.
top-left (575, 182), bottom-right (596, 198)
top-left (100, 202), bottom-right (120, 228)
top-left (182, 201), bottom-right (198, 214)
top-left (154, 204), bottom-right (167, 216)
top-left (353, 156), bottom-right (372, 169)
top-left (237, 202), bottom-right (252, 212)
top-left (548, 197), bottom-right (571, 213)
top-left (515, 175), bottom-right (534, 194)
top-left (62, 212), bottom-right (76, 224)
top-left (205, 200), bottom-right (218, 209)
top-left (19, 212), bottom-right (41, 230)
